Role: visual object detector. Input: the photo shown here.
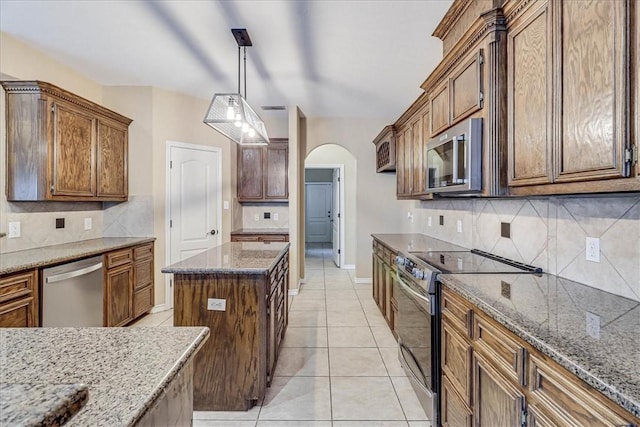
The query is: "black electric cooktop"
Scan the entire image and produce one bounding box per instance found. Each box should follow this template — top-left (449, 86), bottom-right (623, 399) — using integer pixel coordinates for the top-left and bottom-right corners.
top-left (409, 249), bottom-right (543, 275)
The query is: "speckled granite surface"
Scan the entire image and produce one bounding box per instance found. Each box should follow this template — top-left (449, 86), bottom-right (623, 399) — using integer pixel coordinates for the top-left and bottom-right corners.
top-left (373, 233), bottom-right (639, 418)
top-left (0, 237), bottom-right (155, 275)
top-left (0, 383), bottom-right (88, 426)
top-left (371, 233), bottom-right (468, 253)
top-left (231, 228), bottom-right (289, 235)
top-left (0, 327), bottom-right (209, 426)
top-left (441, 273), bottom-right (640, 418)
top-left (162, 241), bottom-right (289, 274)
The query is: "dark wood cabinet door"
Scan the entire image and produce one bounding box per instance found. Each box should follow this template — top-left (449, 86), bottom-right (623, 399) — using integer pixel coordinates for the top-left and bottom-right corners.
top-left (96, 118), bottom-right (128, 199)
top-left (507, 1), bottom-right (553, 187)
top-left (411, 115), bottom-right (425, 196)
top-left (450, 49), bottom-right (483, 124)
top-left (472, 352), bottom-right (525, 427)
top-left (105, 264), bottom-right (133, 327)
top-left (265, 144), bottom-right (288, 200)
top-left (430, 80), bottom-right (450, 137)
top-left (442, 324), bottom-right (472, 406)
top-left (51, 100), bottom-right (96, 198)
top-left (555, 0), bottom-right (629, 183)
top-left (238, 147), bottom-right (264, 200)
top-left (395, 130), bottom-right (407, 197)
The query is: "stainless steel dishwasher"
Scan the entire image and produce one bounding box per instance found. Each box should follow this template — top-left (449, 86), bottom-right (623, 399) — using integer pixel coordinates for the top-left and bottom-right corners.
top-left (42, 256), bottom-right (104, 327)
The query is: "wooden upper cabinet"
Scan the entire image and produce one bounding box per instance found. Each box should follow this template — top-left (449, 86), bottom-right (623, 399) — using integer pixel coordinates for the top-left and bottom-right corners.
top-left (430, 49), bottom-right (484, 138)
top-left (430, 80), bottom-right (450, 136)
top-left (507, 0), bottom-right (553, 187)
top-left (51, 100), bottom-right (96, 197)
top-left (97, 118), bottom-right (128, 199)
top-left (372, 125), bottom-right (396, 172)
top-left (507, 0), bottom-right (638, 194)
top-left (1, 81), bottom-right (132, 201)
top-left (238, 139), bottom-right (288, 202)
top-left (555, 0), bottom-right (628, 183)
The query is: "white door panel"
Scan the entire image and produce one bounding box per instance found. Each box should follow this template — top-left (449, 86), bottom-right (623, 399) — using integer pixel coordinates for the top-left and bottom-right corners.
top-left (168, 144), bottom-right (221, 308)
top-left (305, 183), bottom-right (332, 243)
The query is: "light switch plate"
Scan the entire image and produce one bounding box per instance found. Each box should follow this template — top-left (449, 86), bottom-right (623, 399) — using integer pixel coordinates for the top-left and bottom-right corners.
top-left (254, 214), bottom-right (259, 221)
top-left (456, 220), bottom-right (463, 233)
top-left (428, 216), bottom-right (432, 227)
top-left (207, 298), bottom-right (226, 311)
top-left (273, 213), bottom-right (279, 221)
top-left (223, 200), bottom-right (229, 210)
top-left (84, 218), bottom-right (92, 230)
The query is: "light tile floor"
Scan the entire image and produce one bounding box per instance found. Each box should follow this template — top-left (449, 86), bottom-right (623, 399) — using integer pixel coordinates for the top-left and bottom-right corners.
top-left (132, 243), bottom-right (429, 427)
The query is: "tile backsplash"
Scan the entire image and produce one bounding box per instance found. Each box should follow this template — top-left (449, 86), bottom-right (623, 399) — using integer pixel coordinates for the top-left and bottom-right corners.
top-left (412, 194), bottom-right (640, 302)
top-left (241, 205), bottom-right (289, 229)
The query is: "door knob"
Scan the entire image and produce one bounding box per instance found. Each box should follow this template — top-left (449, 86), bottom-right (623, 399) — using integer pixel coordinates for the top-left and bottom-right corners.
top-left (209, 229), bottom-right (217, 235)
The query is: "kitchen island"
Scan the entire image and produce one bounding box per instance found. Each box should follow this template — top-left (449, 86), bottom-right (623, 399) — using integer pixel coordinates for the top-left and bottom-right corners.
top-left (0, 326), bottom-right (209, 426)
top-left (162, 241), bottom-right (289, 411)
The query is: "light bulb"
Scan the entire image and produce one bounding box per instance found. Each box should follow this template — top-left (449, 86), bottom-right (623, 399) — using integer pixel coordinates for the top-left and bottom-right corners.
top-left (234, 121), bottom-right (242, 127)
top-left (226, 106), bottom-right (235, 120)
top-left (235, 114), bottom-right (241, 121)
top-left (248, 128), bottom-right (256, 138)
top-left (242, 122), bottom-right (249, 133)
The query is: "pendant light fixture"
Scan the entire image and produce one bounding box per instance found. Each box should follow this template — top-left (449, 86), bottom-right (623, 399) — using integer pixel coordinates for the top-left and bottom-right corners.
top-left (204, 28), bottom-right (269, 145)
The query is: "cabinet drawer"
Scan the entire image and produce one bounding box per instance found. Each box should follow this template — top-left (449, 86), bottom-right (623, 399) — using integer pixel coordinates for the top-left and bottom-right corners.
top-left (134, 243), bottom-right (153, 261)
top-left (442, 287), bottom-right (473, 338)
top-left (133, 285), bottom-right (154, 318)
top-left (528, 353), bottom-right (634, 426)
top-left (0, 270), bottom-right (36, 303)
top-left (106, 248), bottom-right (133, 269)
top-left (0, 297), bottom-right (36, 328)
top-left (473, 312), bottom-right (526, 385)
top-left (134, 260), bottom-right (153, 289)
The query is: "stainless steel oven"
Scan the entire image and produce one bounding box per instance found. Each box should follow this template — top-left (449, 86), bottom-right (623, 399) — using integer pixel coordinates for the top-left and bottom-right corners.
top-left (394, 255), bottom-right (440, 426)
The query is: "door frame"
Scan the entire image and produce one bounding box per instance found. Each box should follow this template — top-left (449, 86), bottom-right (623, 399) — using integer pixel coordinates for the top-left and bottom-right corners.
top-left (304, 164), bottom-right (345, 268)
top-left (165, 140), bottom-right (222, 310)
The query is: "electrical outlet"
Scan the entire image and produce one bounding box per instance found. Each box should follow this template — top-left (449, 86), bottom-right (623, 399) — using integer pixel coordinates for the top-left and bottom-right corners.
top-left (407, 211), bottom-right (413, 222)
top-left (585, 311), bottom-right (600, 339)
top-left (8, 221), bottom-right (20, 238)
top-left (273, 213), bottom-right (279, 221)
top-left (254, 214), bottom-right (259, 221)
top-left (585, 237), bottom-right (600, 262)
top-left (84, 218), bottom-right (92, 230)
top-left (207, 298), bottom-right (227, 311)
top-left (456, 219), bottom-right (463, 233)
top-left (223, 200), bottom-right (229, 210)
top-left (428, 216), bottom-right (432, 227)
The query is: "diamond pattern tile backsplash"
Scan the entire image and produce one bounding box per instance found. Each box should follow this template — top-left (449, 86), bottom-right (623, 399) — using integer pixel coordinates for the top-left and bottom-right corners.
top-left (414, 195), bottom-right (640, 301)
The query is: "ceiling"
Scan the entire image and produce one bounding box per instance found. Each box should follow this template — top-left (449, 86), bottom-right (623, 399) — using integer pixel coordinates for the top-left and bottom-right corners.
top-left (0, 0), bottom-right (453, 120)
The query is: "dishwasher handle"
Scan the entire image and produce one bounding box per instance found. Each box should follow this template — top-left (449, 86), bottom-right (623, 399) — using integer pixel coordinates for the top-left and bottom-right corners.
top-left (46, 262), bottom-right (104, 284)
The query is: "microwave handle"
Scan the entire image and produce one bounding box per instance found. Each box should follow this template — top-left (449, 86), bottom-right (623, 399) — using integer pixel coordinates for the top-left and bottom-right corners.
top-left (452, 135), bottom-right (459, 183)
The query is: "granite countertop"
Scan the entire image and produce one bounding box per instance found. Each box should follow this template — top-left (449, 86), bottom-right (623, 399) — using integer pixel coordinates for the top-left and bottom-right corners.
top-left (0, 237), bottom-right (156, 275)
top-left (162, 241), bottom-right (289, 275)
top-left (0, 326), bottom-right (209, 426)
top-left (372, 233), bottom-right (640, 417)
top-left (0, 383), bottom-right (88, 426)
top-left (231, 228), bottom-right (289, 235)
top-left (441, 273), bottom-right (640, 417)
top-left (371, 233), bottom-right (468, 253)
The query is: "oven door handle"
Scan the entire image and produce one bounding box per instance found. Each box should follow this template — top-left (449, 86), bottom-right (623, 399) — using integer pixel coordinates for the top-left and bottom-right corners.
top-left (395, 269), bottom-right (433, 314)
top-left (398, 340), bottom-right (432, 396)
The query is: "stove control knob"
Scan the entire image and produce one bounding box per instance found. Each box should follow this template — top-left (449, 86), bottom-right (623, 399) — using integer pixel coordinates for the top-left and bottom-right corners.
top-left (395, 256), bottom-right (405, 266)
top-left (413, 268), bottom-right (425, 280)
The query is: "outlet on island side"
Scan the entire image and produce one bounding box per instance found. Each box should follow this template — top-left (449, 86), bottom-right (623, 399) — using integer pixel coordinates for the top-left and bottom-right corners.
top-left (585, 237), bottom-right (600, 262)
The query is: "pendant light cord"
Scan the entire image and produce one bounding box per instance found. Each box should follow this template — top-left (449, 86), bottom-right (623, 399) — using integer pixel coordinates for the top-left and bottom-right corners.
top-left (243, 46), bottom-right (247, 99)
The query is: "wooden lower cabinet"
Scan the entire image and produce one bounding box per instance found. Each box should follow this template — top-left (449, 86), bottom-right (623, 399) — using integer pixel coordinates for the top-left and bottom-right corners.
top-left (441, 286), bottom-right (640, 427)
top-left (173, 248), bottom-right (289, 411)
top-left (105, 263), bottom-right (134, 327)
top-left (371, 239), bottom-right (397, 336)
top-left (0, 270), bottom-right (38, 327)
top-left (105, 242), bottom-right (155, 326)
top-left (473, 352), bottom-right (526, 427)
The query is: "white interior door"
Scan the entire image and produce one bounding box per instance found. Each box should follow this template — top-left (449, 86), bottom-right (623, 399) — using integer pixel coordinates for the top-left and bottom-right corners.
top-left (305, 183), bottom-right (332, 243)
top-left (167, 143), bottom-right (221, 308)
top-left (332, 168), bottom-right (341, 266)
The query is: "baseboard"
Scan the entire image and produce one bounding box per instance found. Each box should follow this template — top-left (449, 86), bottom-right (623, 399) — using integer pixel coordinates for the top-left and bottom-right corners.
top-left (341, 264), bottom-right (355, 270)
top-left (354, 277), bottom-right (373, 284)
top-left (288, 288), bottom-right (299, 296)
top-left (150, 304), bottom-right (168, 313)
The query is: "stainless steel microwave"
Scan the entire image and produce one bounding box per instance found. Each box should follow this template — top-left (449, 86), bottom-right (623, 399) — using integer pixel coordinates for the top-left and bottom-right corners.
top-left (425, 118), bottom-right (482, 194)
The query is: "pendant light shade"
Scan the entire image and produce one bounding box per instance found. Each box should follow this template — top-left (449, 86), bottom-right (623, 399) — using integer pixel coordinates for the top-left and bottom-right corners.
top-left (204, 29), bottom-right (269, 145)
top-left (204, 93), bottom-right (269, 145)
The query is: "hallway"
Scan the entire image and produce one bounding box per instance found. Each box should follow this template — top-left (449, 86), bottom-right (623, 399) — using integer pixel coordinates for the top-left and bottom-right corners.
top-left (191, 242), bottom-right (429, 426)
